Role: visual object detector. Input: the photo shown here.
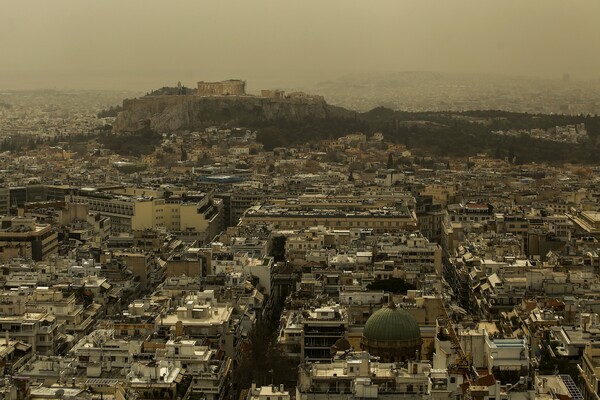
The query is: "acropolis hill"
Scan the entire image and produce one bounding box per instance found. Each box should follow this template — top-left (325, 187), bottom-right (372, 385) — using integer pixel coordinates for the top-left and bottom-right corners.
top-left (112, 80), bottom-right (348, 133)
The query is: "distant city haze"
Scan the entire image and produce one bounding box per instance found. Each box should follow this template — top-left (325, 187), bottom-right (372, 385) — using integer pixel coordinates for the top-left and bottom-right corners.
top-left (1, 0), bottom-right (599, 91)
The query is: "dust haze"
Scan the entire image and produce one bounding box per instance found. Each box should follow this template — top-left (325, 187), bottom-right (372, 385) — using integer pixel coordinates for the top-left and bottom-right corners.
top-left (1, 0), bottom-right (599, 90)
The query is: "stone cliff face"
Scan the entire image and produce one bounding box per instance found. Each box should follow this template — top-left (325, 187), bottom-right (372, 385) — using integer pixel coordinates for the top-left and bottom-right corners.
top-left (112, 95), bottom-right (348, 133)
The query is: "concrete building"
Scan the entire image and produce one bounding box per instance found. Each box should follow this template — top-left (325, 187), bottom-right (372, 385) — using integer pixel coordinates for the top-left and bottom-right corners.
top-left (127, 359), bottom-right (187, 400)
top-left (69, 188), bottom-right (223, 240)
top-left (247, 384), bottom-right (290, 400)
top-left (579, 341), bottom-right (600, 400)
top-left (296, 351), bottom-right (438, 400)
top-left (157, 339), bottom-right (232, 400)
top-left (165, 247), bottom-right (204, 279)
top-left (0, 335), bottom-right (32, 378)
top-left (157, 291), bottom-right (241, 360)
top-left (0, 216), bottom-right (58, 261)
top-left (107, 251), bottom-right (166, 292)
top-left (0, 311), bottom-right (64, 355)
top-left (26, 287), bottom-right (94, 341)
top-left (0, 186), bottom-right (10, 216)
top-left (569, 210), bottom-right (600, 238)
top-left (376, 234), bottom-right (443, 276)
top-left (241, 205), bottom-right (417, 234)
top-left (59, 202), bottom-right (111, 245)
top-left (70, 329), bottom-right (143, 377)
top-left (300, 305), bottom-right (349, 362)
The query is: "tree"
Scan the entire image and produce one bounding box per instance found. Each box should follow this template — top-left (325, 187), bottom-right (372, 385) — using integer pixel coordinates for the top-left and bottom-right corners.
top-left (366, 278), bottom-right (416, 294)
top-left (507, 146), bottom-right (515, 164)
top-left (233, 321), bottom-right (297, 391)
top-left (271, 236), bottom-right (287, 262)
top-left (180, 145), bottom-right (188, 161)
top-left (386, 153), bottom-right (394, 169)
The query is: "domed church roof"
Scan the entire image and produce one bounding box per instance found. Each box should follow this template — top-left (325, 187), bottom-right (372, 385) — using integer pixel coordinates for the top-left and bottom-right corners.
top-left (363, 302), bottom-right (421, 343)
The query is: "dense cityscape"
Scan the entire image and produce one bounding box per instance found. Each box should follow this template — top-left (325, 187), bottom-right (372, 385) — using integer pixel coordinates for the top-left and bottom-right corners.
top-left (0, 77), bottom-right (599, 400)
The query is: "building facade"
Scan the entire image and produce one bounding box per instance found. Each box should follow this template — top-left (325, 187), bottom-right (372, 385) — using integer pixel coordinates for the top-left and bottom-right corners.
top-left (197, 80), bottom-right (246, 96)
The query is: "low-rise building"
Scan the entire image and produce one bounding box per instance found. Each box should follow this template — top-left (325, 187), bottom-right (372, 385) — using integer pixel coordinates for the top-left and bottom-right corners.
top-left (157, 339), bottom-right (232, 400)
top-left (70, 329), bottom-right (143, 377)
top-left (0, 311), bottom-right (65, 356)
top-left (296, 351), bottom-right (440, 400)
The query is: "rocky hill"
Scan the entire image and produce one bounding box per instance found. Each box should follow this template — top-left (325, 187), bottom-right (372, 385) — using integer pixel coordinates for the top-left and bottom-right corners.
top-left (109, 92), bottom-right (600, 164)
top-left (112, 95), bottom-right (353, 133)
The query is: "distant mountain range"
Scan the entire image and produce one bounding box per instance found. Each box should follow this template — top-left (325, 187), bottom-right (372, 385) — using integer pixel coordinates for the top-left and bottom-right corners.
top-left (297, 71), bottom-right (600, 115)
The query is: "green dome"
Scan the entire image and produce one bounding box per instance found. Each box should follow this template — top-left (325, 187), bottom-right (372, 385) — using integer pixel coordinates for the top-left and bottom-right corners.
top-left (363, 304), bottom-right (421, 342)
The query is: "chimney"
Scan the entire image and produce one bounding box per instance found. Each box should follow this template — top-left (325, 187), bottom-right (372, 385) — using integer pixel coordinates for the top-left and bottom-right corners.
top-left (251, 383), bottom-right (256, 393)
top-left (5, 330), bottom-right (9, 343)
top-left (280, 384), bottom-right (284, 392)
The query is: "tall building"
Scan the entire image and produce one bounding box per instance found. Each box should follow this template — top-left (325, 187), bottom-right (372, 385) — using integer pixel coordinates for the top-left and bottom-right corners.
top-left (300, 305), bottom-right (349, 362)
top-left (0, 187), bottom-right (9, 216)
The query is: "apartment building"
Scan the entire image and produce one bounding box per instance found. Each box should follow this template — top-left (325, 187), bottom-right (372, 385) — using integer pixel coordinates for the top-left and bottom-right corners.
top-left (376, 234), bottom-right (442, 276)
top-left (0, 186), bottom-right (9, 216)
top-left (157, 292), bottom-right (241, 359)
top-left (296, 351), bottom-right (436, 400)
top-left (69, 188), bottom-right (223, 240)
top-left (70, 329), bottom-right (143, 377)
top-left (0, 216), bottom-right (58, 261)
top-left (26, 287), bottom-right (94, 340)
top-left (157, 339), bottom-right (232, 400)
top-left (0, 311), bottom-right (64, 355)
top-left (300, 305), bottom-right (349, 362)
top-left (579, 341), bottom-right (600, 400)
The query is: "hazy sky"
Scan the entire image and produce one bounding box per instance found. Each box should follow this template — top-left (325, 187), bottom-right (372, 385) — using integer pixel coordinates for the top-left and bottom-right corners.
top-left (1, 0), bottom-right (599, 90)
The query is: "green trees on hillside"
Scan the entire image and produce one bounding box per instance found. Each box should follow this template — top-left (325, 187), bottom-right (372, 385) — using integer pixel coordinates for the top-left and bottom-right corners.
top-left (97, 104), bottom-right (123, 118)
top-left (98, 126), bottom-right (162, 156)
top-left (359, 109), bottom-right (600, 164)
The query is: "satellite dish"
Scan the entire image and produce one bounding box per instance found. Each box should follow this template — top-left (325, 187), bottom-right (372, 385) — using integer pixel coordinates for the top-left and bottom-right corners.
top-left (56, 389), bottom-right (65, 399)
